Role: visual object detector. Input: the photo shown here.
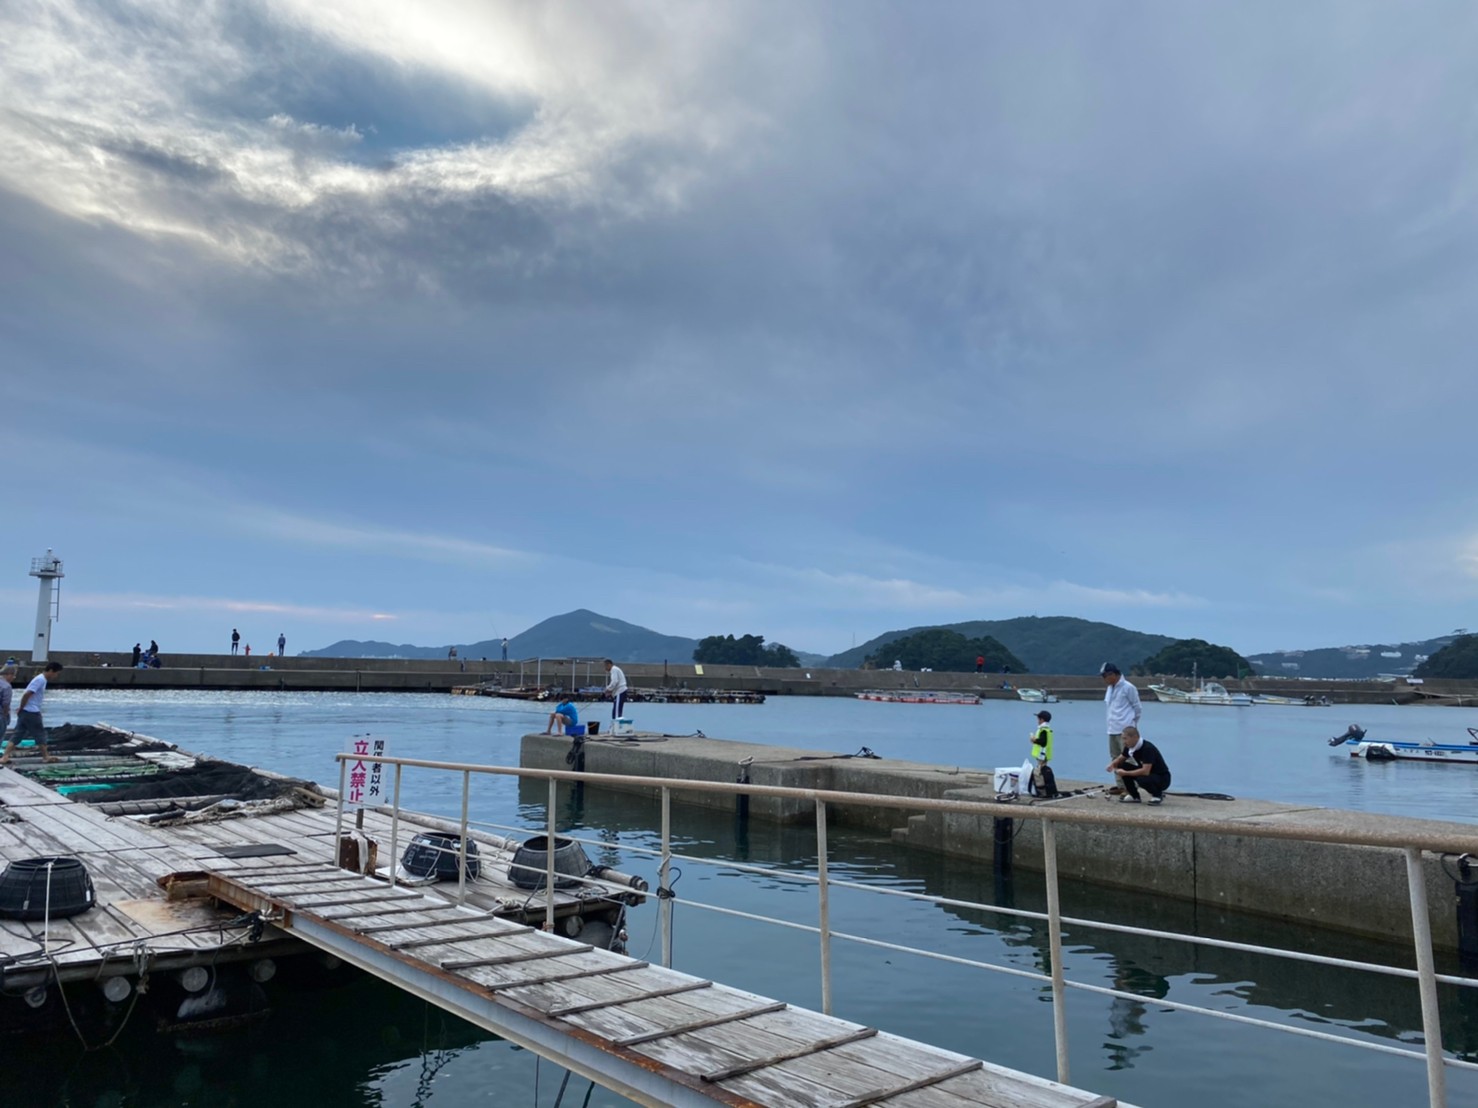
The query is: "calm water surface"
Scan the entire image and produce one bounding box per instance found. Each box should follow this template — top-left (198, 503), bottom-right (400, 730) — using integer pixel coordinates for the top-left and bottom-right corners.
top-left (11, 689), bottom-right (1478, 1107)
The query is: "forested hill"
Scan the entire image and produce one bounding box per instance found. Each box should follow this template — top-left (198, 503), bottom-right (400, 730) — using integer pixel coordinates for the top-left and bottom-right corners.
top-left (827, 616), bottom-right (1176, 675)
top-left (1248, 634), bottom-right (1461, 679)
top-left (304, 610), bottom-right (700, 663)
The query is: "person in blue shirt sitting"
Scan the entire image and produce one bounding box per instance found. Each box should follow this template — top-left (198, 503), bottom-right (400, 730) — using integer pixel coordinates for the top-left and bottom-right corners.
top-left (544, 700), bottom-right (580, 735)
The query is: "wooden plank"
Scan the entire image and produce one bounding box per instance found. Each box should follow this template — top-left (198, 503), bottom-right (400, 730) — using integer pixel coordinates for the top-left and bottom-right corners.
top-left (549, 979), bottom-right (713, 1018)
top-left (828, 1061), bottom-right (984, 1108)
top-left (391, 929), bottom-right (515, 951)
top-left (354, 910), bottom-right (500, 934)
top-left (616, 1001), bottom-right (789, 1047)
top-left (497, 959), bottom-right (651, 991)
top-left (319, 901), bottom-right (472, 922)
top-left (701, 1026), bottom-right (878, 1084)
top-left (443, 944), bottom-right (593, 971)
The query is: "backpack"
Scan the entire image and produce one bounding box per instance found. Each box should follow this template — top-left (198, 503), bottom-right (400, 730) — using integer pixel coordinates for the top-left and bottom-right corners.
top-left (1030, 764), bottom-right (1059, 798)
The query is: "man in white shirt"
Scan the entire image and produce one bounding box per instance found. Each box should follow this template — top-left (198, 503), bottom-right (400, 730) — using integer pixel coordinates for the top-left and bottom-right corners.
top-left (1100, 662), bottom-right (1141, 794)
top-left (603, 659), bottom-right (628, 720)
top-left (2, 661), bottom-right (63, 765)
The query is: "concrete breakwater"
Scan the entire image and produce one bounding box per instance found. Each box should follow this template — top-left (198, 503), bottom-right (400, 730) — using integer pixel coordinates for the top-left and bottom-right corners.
top-left (520, 731), bottom-right (1478, 953)
top-left (6, 648), bottom-right (1473, 703)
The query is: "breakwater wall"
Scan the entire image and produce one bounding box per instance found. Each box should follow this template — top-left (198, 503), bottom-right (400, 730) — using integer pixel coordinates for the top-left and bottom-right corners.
top-left (5, 648), bottom-right (1471, 703)
top-left (520, 731), bottom-right (1478, 952)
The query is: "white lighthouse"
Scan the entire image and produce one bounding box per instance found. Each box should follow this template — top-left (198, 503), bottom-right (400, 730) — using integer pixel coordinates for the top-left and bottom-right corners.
top-left (28, 550), bottom-right (64, 663)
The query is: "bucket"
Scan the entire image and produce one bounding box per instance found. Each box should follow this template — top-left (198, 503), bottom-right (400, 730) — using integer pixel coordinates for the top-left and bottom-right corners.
top-left (587, 721), bottom-right (600, 736)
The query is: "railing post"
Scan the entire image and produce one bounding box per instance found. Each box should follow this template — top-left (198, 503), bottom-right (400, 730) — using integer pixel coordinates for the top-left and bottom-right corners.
top-left (817, 798), bottom-right (832, 1015)
top-left (458, 770), bottom-right (471, 904)
top-left (660, 786), bottom-right (673, 968)
top-left (546, 778), bottom-right (558, 931)
top-left (1404, 847), bottom-right (1448, 1107)
top-left (332, 755), bottom-right (346, 865)
top-left (387, 763), bottom-right (403, 889)
top-left (1042, 817), bottom-right (1071, 1086)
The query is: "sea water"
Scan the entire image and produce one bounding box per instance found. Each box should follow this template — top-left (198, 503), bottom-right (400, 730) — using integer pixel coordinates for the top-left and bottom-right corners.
top-left (10, 689), bottom-right (1478, 1107)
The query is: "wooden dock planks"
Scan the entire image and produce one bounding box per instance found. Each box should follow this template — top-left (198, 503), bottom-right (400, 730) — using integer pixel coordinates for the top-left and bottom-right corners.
top-left (205, 863), bottom-right (1124, 1108)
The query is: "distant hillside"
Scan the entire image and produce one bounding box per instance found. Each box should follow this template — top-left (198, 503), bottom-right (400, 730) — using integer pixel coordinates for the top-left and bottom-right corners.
top-left (304, 610), bottom-right (700, 664)
top-left (828, 616), bottom-right (1176, 675)
top-left (1248, 633), bottom-right (1462, 679)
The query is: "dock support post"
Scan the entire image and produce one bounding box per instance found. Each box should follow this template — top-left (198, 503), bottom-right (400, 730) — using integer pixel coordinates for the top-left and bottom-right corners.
top-left (660, 787), bottom-right (673, 968)
top-left (458, 771), bottom-right (471, 905)
top-left (388, 764), bottom-right (403, 890)
top-left (332, 757), bottom-right (346, 865)
top-left (1404, 847), bottom-right (1447, 1107)
top-left (816, 799), bottom-right (832, 1015)
top-left (1042, 818), bottom-right (1070, 1086)
top-left (546, 779), bottom-right (558, 930)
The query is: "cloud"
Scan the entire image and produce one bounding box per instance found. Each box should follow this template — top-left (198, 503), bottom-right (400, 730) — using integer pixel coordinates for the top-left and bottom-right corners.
top-left (65, 590), bottom-right (396, 622)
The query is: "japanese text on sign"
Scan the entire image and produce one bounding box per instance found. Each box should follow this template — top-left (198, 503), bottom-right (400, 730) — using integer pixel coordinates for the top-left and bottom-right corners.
top-left (344, 736), bottom-right (387, 811)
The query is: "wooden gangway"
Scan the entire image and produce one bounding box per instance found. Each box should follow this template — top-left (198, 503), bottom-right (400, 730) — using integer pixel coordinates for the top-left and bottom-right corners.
top-left (206, 860), bottom-right (1123, 1108)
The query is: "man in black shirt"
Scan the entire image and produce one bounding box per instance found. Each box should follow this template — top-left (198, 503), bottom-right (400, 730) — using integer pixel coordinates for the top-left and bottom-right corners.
top-left (1106, 725), bottom-right (1171, 804)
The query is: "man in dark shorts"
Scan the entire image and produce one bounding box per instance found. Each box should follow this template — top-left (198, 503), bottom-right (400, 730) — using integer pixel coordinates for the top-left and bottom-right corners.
top-left (2, 661), bottom-right (63, 765)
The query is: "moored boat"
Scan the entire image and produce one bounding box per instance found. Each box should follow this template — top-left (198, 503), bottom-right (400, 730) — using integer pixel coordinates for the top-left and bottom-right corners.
top-left (1015, 688), bottom-right (1059, 704)
top-left (856, 690), bottom-right (981, 705)
top-left (1327, 724), bottom-right (1478, 764)
top-left (1150, 680), bottom-right (1251, 706)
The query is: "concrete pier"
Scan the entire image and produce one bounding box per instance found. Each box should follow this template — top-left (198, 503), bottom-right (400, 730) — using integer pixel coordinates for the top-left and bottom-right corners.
top-left (520, 731), bottom-right (1478, 952)
top-left (6, 648), bottom-right (1473, 703)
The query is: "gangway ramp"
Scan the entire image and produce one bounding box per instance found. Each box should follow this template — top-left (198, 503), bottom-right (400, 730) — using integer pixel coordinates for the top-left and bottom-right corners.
top-left (207, 862), bottom-right (1125, 1108)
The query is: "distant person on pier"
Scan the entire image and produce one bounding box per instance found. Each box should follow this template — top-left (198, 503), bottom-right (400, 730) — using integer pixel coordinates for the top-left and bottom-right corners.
top-left (244, 644), bottom-right (251, 657)
top-left (278, 632), bottom-right (286, 656)
top-left (149, 640), bottom-right (159, 657)
top-left (448, 645), bottom-right (457, 661)
top-left (501, 637), bottom-right (508, 661)
top-left (0, 661), bottom-right (14, 740)
top-left (603, 659), bottom-right (628, 719)
top-left (1100, 662), bottom-right (1142, 795)
top-left (1107, 725), bottom-right (1170, 804)
top-left (975, 655), bottom-right (984, 673)
top-left (2, 661), bottom-right (63, 765)
top-left (544, 699), bottom-right (579, 735)
top-left (131, 643), bottom-right (141, 666)
top-left (231, 628), bottom-right (240, 655)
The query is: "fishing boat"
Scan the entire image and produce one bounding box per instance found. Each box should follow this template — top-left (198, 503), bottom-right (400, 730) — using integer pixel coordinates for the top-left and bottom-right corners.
top-left (1149, 664), bottom-right (1252, 706)
top-left (1327, 724), bottom-right (1478, 764)
top-left (1015, 688), bottom-right (1059, 704)
top-left (1252, 693), bottom-right (1333, 706)
top-left (856, 690), bottom-right (981, 705)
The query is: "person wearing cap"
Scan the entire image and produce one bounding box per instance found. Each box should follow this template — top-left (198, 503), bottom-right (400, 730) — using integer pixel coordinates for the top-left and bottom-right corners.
top-left (1100, 662), bottom-right (1141, 794)
top-left (1028, 709), bottom-right (1058, 797)
top-left (1107, 724), bottom-right (1170, 804)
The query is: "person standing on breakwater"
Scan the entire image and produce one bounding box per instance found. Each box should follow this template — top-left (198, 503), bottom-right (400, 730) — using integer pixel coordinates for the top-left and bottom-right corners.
top-left (501, 637), bottom-right (508, 661)
top-left (604, 658), bottom-right (628, 720)
top-left (277, 632), bottom-right (286, 656)
top-left (1107, 724), bottom-right (1170, 804)
top-left (131, 642), bottom-right (142, 666)
top-left (231, 628), bottom-right (240, 655)
top-left (0, 661), bottom-right (14, 740)
top-left (2, 661), bottom-right (62, 765)
top-left (1101, 662), bottom-right (1141, 795)
top-left (975, 654), bottom-right (984, 673)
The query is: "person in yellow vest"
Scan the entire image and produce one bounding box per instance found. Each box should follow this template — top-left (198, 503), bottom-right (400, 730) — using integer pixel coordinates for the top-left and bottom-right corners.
top-left (1028, 710), bottom-right (1058, 797)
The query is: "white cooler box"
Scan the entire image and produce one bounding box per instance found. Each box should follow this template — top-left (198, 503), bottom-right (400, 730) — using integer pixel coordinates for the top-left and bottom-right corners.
top-left (612, 717), bottom-right (634, 736)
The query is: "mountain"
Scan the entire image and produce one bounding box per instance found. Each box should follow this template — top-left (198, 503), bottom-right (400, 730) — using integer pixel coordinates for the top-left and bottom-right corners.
top-left (303, 610), bottom-right (700, 664)
top-left (827, 616), bottom-right (1177, 675)
top-left (497, 610), bottom-right (698, 663)
top-left (1247, 633), bottom-right (1463, 679)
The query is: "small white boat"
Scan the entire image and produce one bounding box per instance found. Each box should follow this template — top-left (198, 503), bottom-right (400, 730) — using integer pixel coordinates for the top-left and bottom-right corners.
top-left (1252, 694), bottom-right (1333, 707)
top-left (1016, 688), bottom-right (1059, 704)
top-left (1328, 725), bottom-right (1478, 764)
top-left (1150, 679), bottom-right (1251, 706)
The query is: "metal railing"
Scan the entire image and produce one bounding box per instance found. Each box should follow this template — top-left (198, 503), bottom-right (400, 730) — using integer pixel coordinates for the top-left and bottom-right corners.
top-left (334, 752), bottom-right (1478, 1107)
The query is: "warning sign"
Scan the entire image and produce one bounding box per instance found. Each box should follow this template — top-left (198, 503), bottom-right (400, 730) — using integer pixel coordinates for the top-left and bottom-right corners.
top-left (344, 735), bottom-right (388, 811)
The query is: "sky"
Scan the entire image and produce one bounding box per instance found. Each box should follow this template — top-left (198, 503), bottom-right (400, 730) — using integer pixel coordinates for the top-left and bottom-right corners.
top-left (3, 1), bottom-right (1477, 659)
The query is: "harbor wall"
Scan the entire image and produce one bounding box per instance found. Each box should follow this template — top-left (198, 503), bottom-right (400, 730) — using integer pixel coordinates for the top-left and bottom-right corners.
top-left (519, 732), bottom-right (1478, 952)
top-left (4, 648), bottom-right (1473, 703)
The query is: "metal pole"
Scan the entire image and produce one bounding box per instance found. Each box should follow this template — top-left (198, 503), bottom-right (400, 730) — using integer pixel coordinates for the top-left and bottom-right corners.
top-left (388, 763), bottom-right (403, 890)
top-left (545, 778), bottom-right (558, 931)
top-left (1042, 818), bottom-right (1071, 1086)
top-left (458, 770), bottom-right (471, 904)
top-left (660, 787), bottom-right (673, 968)
top-left (1404, 847), bottom-right (1448, 1107)
top-left (332, 756), bottom-right (347, 865)
top-left (816, 799), bottom-right (832, 1015)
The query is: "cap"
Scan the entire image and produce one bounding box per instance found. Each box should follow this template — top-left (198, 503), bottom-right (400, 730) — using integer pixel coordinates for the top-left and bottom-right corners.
top-left (1035, 710), bottom-right (1052, 722)
top-left (1099, 662), bottom-right (1120, 676)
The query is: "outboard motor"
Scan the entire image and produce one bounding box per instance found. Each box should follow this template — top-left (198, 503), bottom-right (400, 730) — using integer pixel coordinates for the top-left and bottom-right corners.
top-left (1328, 724), bottom-right (1366, 747)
